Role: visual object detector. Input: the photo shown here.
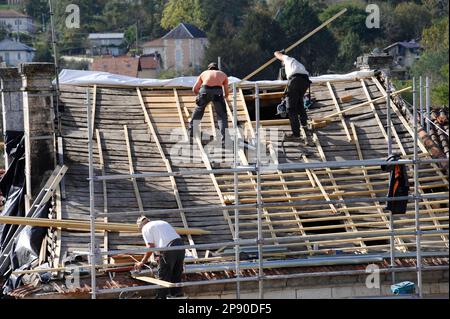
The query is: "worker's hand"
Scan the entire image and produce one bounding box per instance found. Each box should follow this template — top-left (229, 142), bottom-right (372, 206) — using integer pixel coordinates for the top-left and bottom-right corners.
top-left (134, 261), bottom-right (144, 271)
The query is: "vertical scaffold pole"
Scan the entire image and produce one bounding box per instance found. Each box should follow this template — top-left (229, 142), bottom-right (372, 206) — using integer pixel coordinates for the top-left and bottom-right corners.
top-left (426, 77), bottom-right (431, 133)
top-left (255, 83), bottom-right (264, 299)
top-left (386, 77), bottom-right (396, 284)
top-left (413, 78), bottom-right (423, 298)
top-left (386, 77), bottom-right (393, 156)
top-left (86, 88), bottom-right (97, 299)
top-left (232, 83), bottom-right (240, 299)
top-left (419, 76), bottom-right (424, 128)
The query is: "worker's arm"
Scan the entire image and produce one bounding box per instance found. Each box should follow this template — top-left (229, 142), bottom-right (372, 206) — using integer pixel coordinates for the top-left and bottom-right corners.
top-left (274, 51), bottom-right (286, 62)
top-left (223, 75), bottom-right (229, 98)
top-left (135, 243), bottom-right (155, 270)
top-left (193, 73), bottom-right (204, 95)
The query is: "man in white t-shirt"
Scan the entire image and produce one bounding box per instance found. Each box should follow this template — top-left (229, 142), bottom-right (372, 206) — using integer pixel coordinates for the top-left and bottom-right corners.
top-left (135, 216), bottom-right (185, 299)
top-left (274, 51), bottom-right (314, 146)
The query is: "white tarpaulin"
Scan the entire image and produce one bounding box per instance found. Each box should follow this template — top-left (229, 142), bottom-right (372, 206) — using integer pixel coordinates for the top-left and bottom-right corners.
top-left (56, 69), bottom-right (376, 88)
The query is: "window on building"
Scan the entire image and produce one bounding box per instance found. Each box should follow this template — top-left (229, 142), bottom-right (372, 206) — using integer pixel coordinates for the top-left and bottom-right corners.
top-left (18, 52), bottom-right (21, 60)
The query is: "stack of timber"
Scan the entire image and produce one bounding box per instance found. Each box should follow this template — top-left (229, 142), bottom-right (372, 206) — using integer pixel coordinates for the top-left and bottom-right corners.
top-left (53, 74), bottom-right (449, 267)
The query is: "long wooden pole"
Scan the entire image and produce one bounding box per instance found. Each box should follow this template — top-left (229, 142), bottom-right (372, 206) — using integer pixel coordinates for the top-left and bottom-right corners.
top-left (0, 216), bottom-right (210, 236)
top-left (242, 8), bottom-right (347, 81)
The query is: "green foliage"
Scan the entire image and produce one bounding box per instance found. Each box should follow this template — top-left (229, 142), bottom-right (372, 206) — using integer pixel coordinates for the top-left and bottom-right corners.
top-left (384, 2), bottom-right (433, 43)
top-left (0, 26), bottom-right (8, 41)
top-left (411, 17), bottom-right (449, 106)
top-left (200, 0), bottom-right (253, 39)
top-left (204, 5), bottom-right (286, 79)
top-left (161, 0), bottom-right (204, 29)
top-left (335, 31), bottom-right (363, 72)
top-left (276, 0), bottom-right (338, 74)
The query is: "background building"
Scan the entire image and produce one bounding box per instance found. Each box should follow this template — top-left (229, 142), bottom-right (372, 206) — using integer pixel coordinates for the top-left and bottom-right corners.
top-left (0, 38), bottom-right (35, 66)
top-left (0, 9), bottom-right (34, 34)
top-left (142, 23), bottom-right (208, 75)
top-left (87, 33), bottom-right (126, 57)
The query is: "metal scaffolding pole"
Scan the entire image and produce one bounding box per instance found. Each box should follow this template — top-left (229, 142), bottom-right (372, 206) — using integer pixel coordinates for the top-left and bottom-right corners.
top-left (255, 83), bottom-right (264, 299)
top-left (386, 77), bottom-right (396, 284)
top-left (386, 77), bottom-right (393, 156)
top-left (90, 158), bottom-right (447, 182)
top-left (94, 265), bottom-right (448, 296)
top-left (232, 83), bottom-right (241, 299)
top-left (94, 192), bottom-right (448, 217)
top-left (95, 228), bottom-right (446, 256)
top-left (413, 78), bottom-right (423, 298)
top-left (86, 88), bottom-right (97, 299)
top-left (419, 76), bottom-right (424, 127)
top-left (426, 77), bottom-right (431, 133)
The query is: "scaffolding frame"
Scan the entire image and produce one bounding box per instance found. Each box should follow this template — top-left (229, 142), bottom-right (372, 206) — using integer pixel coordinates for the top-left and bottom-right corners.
top-left (78, 78), bottom-right (449, 300)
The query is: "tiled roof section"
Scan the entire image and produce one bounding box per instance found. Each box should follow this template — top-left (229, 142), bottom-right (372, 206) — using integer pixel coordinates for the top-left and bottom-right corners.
top-left (0, 39), bottom-right (35, 52)
top-left (140, 55), bottom-right (160, 70)
top-left (0, 10), bottom-right (29, 18)
top-left (142, 38), bottom-right (164, 48)
top-left (88, 33), bottom-right (125, 40)
top-left (6, 257), bottom-right (448, 298)
top-left (91, 56), bottom-right (141, 77)
top-left (162, 23), bottom-right (206, 39)
top-left (384, 40), bottom-right (421, 51)
top-left (429, 108), bottom-right (449, 158)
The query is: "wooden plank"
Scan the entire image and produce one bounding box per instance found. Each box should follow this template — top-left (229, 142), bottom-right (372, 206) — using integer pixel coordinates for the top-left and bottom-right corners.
top-left (123, 125), bottom-right (145, 214)
top-left (360, 79), bottom-right (389, 141)
top-left (223, 97), bottom-right (279, 243)
top-left (327, 82), bottom-right (352, 142)
top-left (313, 134), bottom-right (368, 251)
top-left (95, 129), bottom-right (109, 264)
top-left (173, 89), bottom-right (189, 141)
top-left (132, 275), bottom-right (176, 288)
top-left (137, 88), bottom-right (198, 259)
top-left (173, 89), bottom-right (235, 236)
top-left (0, 216), bottom-right (210, 235)
top-left (351, 123), bottom-right (408, 252)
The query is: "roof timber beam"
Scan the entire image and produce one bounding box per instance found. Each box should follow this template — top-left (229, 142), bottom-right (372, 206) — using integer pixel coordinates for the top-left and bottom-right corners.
top-left (172, 88), bottom-right (235, 236)
top-left (351, 123), bottom-right (408, 252)
top-left (137, 88), bottom-right (198, 258)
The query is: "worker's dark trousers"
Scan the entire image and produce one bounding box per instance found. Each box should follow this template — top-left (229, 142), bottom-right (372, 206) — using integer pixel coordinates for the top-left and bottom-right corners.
top-left (157, 238), bottom-right (185, 299)
top-left (188, 86), bottom-right (228, 143)
top-left (287, 74), bottom-right (310, 137)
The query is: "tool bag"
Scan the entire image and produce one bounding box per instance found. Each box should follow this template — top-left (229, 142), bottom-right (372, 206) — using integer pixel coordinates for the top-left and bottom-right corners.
top-left (391, 281), bottom-right (415, 295)
top-left (381, 154), bottom-right (410, 214)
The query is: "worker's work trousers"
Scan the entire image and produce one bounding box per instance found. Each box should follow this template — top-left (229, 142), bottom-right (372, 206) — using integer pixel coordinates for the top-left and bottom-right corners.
top-left (287, 74), bottom-right (310, 137)
top-left (189, 86), bottom-right (228, 143)
top-left (156, 238), bottom-right (185, 299)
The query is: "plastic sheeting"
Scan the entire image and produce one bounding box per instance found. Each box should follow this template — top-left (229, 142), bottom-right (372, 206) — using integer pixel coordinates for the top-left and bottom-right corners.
top-left (0, 134), bottom-right (51, 296)
top-left (0, 134), bottom-right (25, 252)
top-left (56, 69), bottom-right (376, 88)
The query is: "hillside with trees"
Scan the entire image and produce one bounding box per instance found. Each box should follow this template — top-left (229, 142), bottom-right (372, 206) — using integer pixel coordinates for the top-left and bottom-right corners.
top-left (0, 0), bottom-right (448, 104)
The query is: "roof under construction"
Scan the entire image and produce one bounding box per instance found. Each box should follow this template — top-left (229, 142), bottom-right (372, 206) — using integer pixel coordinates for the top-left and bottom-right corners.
top-left (1, 66), bottom-right (448, 299)
top-left (49, 70), bottom-right (448, 263)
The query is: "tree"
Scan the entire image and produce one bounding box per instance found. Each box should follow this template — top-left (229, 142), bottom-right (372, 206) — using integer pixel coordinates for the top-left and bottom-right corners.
top-left (160, 0), bottom-right (204, 29)
top-left (205, 4), bottom-right (286, 79)
top-left (200, 0), bottom-right (253, 39)
top-left (276, 0), bottom-right (338, 74)
top-left (411, 17), bottom-right (449, 106)
top-left (384, 2), bottom-right (433, 42)
top-left (336, 31), bottom-right (363, 72)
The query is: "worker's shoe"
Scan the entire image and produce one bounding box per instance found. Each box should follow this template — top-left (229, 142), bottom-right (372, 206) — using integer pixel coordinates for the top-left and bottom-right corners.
top-left (303, 128), bottom-right (315, 147)
top-left (284, 133), bottom-right (301, 142)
